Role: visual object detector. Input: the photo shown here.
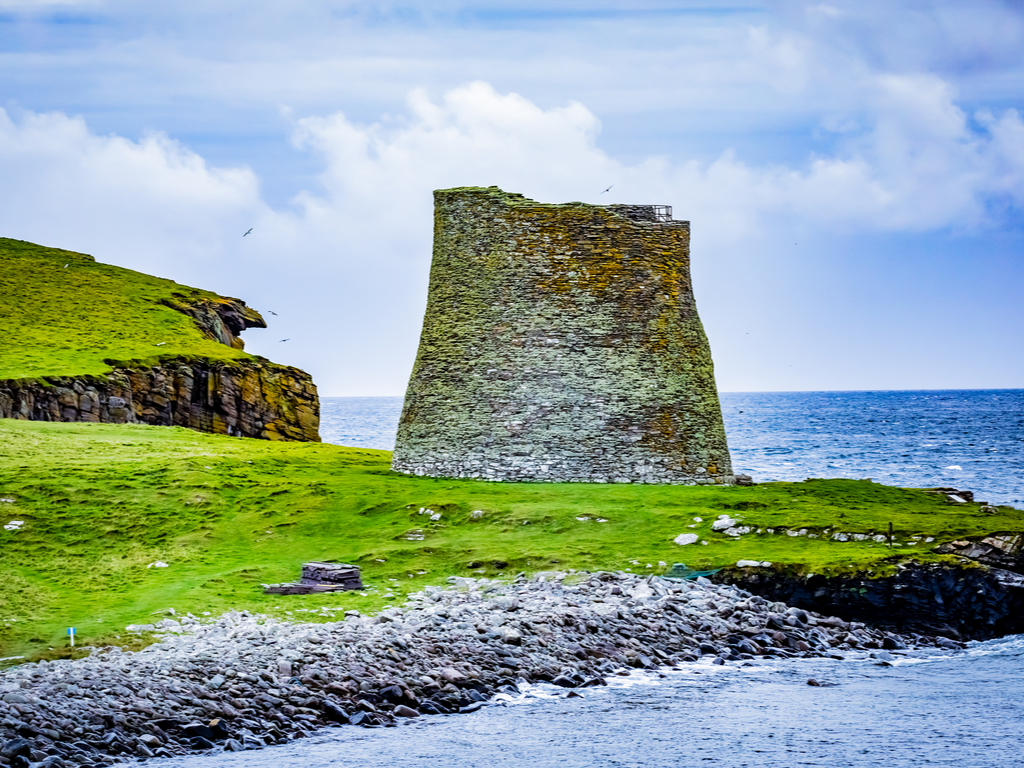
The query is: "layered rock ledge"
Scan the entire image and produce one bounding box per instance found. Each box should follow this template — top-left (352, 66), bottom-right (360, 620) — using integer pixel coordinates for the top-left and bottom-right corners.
top-left (0, 359), bottom-right (319, 442)
top-left (0, 571), bottom-right (949, 766)
top-left (718, 560), bottom-right (1024, 641)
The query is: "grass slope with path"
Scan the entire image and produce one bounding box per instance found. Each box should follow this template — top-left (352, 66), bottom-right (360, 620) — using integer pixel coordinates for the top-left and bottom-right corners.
top-left (0, 237), bottom-right (253, 380)
top-left (2, 418), bottom-right (1021, 662)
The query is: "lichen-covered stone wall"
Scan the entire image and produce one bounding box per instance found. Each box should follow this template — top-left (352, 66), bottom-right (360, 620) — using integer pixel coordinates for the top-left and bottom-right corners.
top-left (391, 186), bottom-right (733, 484)
top-left (0, 359), bottom-right (320, 441)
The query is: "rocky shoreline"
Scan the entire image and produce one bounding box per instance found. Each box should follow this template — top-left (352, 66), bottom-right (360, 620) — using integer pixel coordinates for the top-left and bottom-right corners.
top-left (0, 571), bottom-right (955, 767)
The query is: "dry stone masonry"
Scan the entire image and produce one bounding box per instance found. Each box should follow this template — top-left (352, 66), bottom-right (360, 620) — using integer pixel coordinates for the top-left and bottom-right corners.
top-left (392, 186), bottom-right (733, 484)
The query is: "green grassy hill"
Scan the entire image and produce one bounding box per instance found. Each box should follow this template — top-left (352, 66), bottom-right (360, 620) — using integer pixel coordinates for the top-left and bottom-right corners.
top-left (0, 237), bottom-right (253, 380)
top-left (2, 419), bottom-right (1021, 661)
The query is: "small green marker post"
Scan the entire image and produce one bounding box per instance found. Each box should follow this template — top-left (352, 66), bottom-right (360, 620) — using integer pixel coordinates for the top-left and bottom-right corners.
top-left (67, 627), bottom-right (75, 648)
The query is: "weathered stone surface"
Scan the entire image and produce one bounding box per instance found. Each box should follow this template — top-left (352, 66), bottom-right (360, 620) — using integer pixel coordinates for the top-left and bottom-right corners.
top-left (717, 561), bottom-right (1024, 640)
top-left (161, 295), bottom-right (266, 351)
top-left (933, 534), bottom-right (1024, 571)
top-left (0, 358), bottom-right (320, 442)
top-left (392, 186), bottom-right (733, 485)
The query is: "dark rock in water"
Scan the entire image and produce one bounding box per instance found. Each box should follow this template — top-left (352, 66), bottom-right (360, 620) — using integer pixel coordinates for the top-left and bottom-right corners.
top-left (699, 643), bottom-right (718, 655)
top-left (183, 723), bottom-right (216, 742)
top-left (734, 639), bottom-right (759, 656)
top-left (392, 705), bottom-right (419, 718)
top-left (551, 676), bottom-right (578, 688)
top-left (420, 700), bottom-right (450, 715)
top-left (191, 736), bottom-right (215, 750)
top-left (807, 678), bottom-right (838, 687)
top-left (882, 636), bottom-right (906, 650)
top-left (224, 739), bottom-right (245, 752)
top-left (348, 712), bottom-right (374, 728)
top-left (712, 657), bottom-right (726, 666)
top-left (566, 691), bottom-right (583, 698)
top-left (466, 689), bottom-right (487, 702)
top-left (458, 702), bottom-right (486, 714)
top-left (321, 701), bottom-right (349, 723)
top-left (580, 677), bottom-right (607, 687)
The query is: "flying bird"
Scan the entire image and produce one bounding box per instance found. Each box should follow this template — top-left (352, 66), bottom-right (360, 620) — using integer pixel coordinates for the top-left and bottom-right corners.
top-left (267, 310), bottom-right (278, 316)
top-left (279, 339), bottom-right (290, 342)
top-left (599, 185), bottom-right (614, 195)
top-left (243, 228), bottom-right (253, 237)
top-left (64, 264), bottom-right (69, 268)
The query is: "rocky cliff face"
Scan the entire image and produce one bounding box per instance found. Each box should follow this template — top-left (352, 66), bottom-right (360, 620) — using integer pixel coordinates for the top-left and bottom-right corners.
top-left (0, 358), bottom-right (319, 441)
top-left (1, 291), bottom-right (320, 441)
top-left (716, 561), bottom-right (1024, 641)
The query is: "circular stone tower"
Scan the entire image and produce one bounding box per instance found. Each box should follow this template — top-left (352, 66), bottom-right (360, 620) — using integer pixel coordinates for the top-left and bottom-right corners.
top-left (391, 186), bottom-right (734, 484)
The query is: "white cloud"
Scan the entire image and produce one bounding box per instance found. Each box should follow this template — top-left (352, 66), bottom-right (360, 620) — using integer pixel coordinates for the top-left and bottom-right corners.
top-left (0, 108), bottom-right (264, 279)
top-left (0, 77), bottom-right (1021, 394)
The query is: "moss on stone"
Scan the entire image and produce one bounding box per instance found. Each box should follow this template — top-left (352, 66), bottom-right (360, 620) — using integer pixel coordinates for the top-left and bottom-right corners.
top-left (393, 187), bottom-right (731, 484)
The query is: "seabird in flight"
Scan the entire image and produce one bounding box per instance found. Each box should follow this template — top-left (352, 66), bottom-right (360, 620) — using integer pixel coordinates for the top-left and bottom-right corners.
top-left (599, 185), bottom-right (613, 195)
top-left (243, 228), bottom-right (253, 237)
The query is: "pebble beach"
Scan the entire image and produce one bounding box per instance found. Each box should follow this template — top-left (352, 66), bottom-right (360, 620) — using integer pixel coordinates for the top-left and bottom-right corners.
top-left (0, 570), bottom-right (955, 768)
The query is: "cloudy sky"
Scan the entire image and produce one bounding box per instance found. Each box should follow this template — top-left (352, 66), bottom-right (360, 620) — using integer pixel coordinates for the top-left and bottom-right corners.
top-left (1, 0), bottom-right (1021, 395)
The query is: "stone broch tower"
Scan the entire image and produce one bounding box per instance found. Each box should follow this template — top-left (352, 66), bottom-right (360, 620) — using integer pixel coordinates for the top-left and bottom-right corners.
top-left (392, 186), bottom-right (734, 484)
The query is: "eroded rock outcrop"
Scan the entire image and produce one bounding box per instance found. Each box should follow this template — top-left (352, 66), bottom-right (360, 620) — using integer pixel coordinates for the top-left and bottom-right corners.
top-left (716, 561), bottom-right (1024, 641)
top-left (161, 293), bottom-right (267, 350)
top-left (0, 358), bottom-right (319, 441)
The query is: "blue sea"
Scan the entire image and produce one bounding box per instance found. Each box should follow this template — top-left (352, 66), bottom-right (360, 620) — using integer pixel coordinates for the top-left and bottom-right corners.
top-left (320, 389), bottom-right (1024, 508)
top-left (174, 389), bottom-right (1024, 767)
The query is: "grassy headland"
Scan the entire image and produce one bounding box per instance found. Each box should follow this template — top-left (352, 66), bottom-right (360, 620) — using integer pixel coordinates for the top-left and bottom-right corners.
top-left (0, 237), bottom-right (252, 380)
top-left (2, 418), bottom-right (1021, 661)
